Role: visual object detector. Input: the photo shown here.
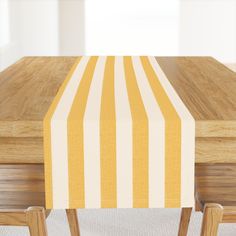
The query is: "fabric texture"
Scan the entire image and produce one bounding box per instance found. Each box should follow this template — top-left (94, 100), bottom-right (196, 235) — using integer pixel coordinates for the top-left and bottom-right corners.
top-left (44, 56), bottom-right (195, 209)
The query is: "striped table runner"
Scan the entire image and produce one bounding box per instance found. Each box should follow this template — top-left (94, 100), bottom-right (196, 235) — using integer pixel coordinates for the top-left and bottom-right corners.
top-left (44, 56), bottom-right (195, 209)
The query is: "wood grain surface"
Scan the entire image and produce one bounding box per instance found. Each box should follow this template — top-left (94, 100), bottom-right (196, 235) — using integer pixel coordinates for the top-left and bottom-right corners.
top-left (156, 57), bottom-right (236, 138)
top-left (26, 207), bottom-right (48, 236)
top-left (0, 207), bottom-right (48, 235)
top-left (0, 163), bottom-right (235, 209)
top-left (200, 203), bottom-right (223, 236)
top-left (156, 57), bottom-right (236, 121)
top-left (1, 137), bottom-right (235, 164)
top-left (66, 209), bottom-right (81, 236)
top-left (0, 164), bottom-right (45, 209)
top-left (222, 206), bottom-right (236, 223)
top-left (0, 137), bottom-right (43, 163)
top-left (0, 209), bottom-right (28, 226)
top-left (195, 138), bottom-right (236, 163)
top-left (0, 57), bottom-right (77, 138)
top-left (178, 208), bottom-right (192, 236)
top-left (196, 164), bottom-right (236, 207)
top-left (0, 57), bottom-right (236, 138)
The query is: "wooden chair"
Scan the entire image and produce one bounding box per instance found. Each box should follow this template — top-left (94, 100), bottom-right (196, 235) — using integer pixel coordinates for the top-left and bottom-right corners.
top-left (178, 163), bottom-right (236, 236)
top-left (0, 208), bottom-right (80, 236)
top-left (178, 204), bottom-right (236, 236)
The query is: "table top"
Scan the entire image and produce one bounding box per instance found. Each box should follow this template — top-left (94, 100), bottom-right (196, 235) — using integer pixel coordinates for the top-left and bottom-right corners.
top-left (0, 56), bottom-right (236, 138)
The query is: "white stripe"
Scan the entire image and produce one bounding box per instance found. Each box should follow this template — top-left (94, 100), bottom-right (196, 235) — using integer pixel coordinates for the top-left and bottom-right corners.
top-left (83, 57), bottom-right (106, 208)
top-left (132, 57), bottom-right (165, 208)
top-left (51, 56), bottom-right (90, 208)
top-left (148, 56), bottom-right (195, 207)
top-left (115, 56), bottom-right (133, 208)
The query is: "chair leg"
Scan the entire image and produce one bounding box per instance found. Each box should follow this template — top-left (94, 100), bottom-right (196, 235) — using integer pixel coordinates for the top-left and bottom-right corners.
top-left (200, 203), bottom-right (223, 236)
top-left (178, 208), bottom-right (192, 236)
top-left (66, 209), bottom-right (80, 236)
top-left (26, 207), bottom-right (48, 236)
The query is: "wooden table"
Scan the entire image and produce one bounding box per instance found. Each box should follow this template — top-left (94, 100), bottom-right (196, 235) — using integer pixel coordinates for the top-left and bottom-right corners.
top-left (0, 57), bottom-right (236, 236)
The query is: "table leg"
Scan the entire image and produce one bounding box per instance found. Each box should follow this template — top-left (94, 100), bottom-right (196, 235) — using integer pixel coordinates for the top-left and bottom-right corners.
top-left (26, 207), bottom-right (48, 236)
top-left (66, 209), bottom-right (80, 236)
top-left (200, 203), bottom-right (223, 236)
top-left (178, 208), bottom-right (192, 236)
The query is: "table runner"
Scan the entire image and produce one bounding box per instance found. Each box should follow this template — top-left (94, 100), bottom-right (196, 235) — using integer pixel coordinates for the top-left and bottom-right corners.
top-left (44, 56), bottom-right (195, 209)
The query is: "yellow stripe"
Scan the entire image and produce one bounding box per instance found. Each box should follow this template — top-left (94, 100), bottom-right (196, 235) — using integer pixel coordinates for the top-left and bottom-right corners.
top-left (67, 56), bottom-right (98, 208)
top-left (100, 56), bottom-right (117, 208)
top-left (44, 57), bottom-right (82, 209)
top-left (141, 56), bottom-right (181, 208)
top-left (124, 56), bottom-right (149, 208)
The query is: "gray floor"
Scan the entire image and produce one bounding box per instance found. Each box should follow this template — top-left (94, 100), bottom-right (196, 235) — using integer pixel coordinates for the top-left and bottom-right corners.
top-left (0, 209), bottom-right (236, 236)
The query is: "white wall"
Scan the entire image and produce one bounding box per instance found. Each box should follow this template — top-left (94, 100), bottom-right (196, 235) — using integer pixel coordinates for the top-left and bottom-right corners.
top-left (0, 0), bottom-right (59, 71)
top-left (85, 0), bottom-right (180, 55)
top-left (85, 0), bottom-right (236, 63)
top-left (58, 0), bottom-right (85, 55)
top-left (0, 0), bottom-right (9, 48)
top-left (179, 0), bottom-right (236, 63)
top-left (0, 0), bottom-right (236, 71)
top-left (0, 0), bottom-right (21, 71)
top-left (17, 0), bottom-right (59, 56)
